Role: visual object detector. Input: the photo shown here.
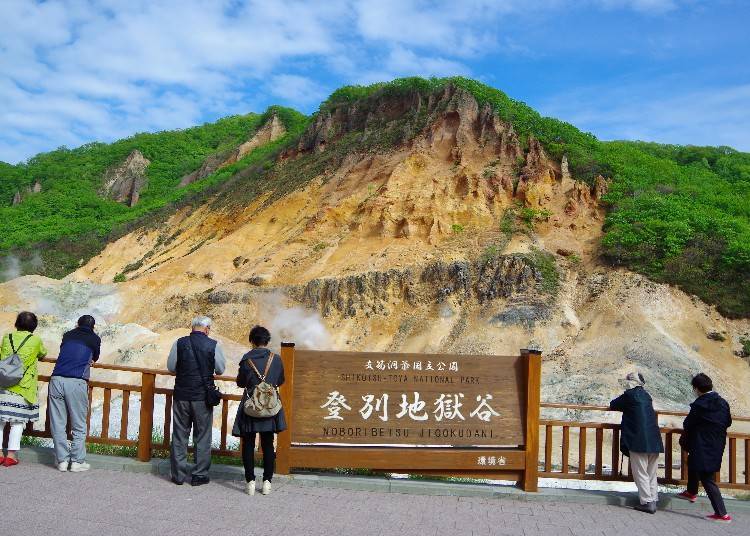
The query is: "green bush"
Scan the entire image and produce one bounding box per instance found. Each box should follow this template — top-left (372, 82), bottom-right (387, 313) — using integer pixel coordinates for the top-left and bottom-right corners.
top-left (481, 245), bottom-right (500, 262)
top-left (525, 249), bottom-right (560, 295)
top-left (113, 273), bottom-right (126, 283)
top-left (500, 207), bottom-right (517, 236)
top-left (519, 207), bottom-right (552, 230)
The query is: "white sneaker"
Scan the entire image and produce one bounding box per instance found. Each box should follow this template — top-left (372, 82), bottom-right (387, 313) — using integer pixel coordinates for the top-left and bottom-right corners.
top-left (261, 480), bottom-right (271, 495)
top-left (57, 461), bottom-right (69, 472)
top-left (69, 461), bottom-right (90, 472)
top-left (246, 480), bottom-right (256, 496)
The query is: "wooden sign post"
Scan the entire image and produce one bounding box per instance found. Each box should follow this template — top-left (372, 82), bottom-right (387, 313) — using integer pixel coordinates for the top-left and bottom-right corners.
top-left (276, 345), bottom-right (542, 491)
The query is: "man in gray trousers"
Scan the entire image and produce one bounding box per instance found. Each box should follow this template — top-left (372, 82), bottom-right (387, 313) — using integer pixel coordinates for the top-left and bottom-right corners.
top-left (49, 315), bottom-right (102, 472)
top-left (167, 316), bottom-right (225, 486)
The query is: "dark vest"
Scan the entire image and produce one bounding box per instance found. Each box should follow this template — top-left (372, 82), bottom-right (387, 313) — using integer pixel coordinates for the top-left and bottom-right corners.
top-left (173, 332), bottom-right (217, 401)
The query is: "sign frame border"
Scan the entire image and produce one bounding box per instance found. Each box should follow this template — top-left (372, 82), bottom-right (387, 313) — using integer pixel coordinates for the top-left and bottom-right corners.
top-left (275, 343), bottom-right (542, 491)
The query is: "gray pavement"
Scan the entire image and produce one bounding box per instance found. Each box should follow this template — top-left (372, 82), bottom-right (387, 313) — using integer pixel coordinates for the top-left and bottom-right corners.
top-left (1, 459), bottom-right (747, 536)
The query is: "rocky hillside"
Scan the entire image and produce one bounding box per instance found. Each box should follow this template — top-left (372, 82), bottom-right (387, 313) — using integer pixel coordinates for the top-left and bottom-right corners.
top-left (0, 107), bottom-right (307, 277)
top-left (1, 77), bottom-right (749, 413)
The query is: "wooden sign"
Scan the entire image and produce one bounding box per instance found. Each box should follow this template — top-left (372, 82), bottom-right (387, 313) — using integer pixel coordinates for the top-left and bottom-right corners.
top-left (275, 345), bottom-right (542, 491)
top-left (290, 351), bottom-right (526, 448)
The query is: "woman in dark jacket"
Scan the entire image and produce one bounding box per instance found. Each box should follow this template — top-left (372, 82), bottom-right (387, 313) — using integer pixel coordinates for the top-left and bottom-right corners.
top-left (609, 371), bottom-right (664, 514)
top-left (676, 373), bottom-right (732, 523)
top-left (232, 325), bottom-right (286, 496)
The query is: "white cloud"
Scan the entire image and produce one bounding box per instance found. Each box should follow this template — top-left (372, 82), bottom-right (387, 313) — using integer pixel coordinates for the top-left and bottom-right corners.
top-left (354, 0), bottom-right (525, 57)
top-left (537, 81), bottom-right (750, 151)
top-left (0, 0), bottom-right (732, 163)
top-left (348, 46), bottom-right (472, 85)
top-left (0, 0), bottom-right (346, 162)
top-left (268, 75), bottom-right (327, 105)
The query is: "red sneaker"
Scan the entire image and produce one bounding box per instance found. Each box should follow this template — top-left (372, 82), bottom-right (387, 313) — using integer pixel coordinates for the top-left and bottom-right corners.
top-left (706, 514), bottom-right (731, 523)
top-left (675, 491), bottom-right (697, 503)
top-left (3, 457), bottom-right (19, 467)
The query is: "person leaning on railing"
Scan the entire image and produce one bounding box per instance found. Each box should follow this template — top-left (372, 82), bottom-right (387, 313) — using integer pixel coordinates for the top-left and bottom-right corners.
top-left (167, 316), bottom-right (226, 487)
top-left (608, 371), bottom-right (664, 514)
top-left (49, 314), bottom-right (102, 473)
top-left (0, 312), bottom-right (48, 467)
top-left (675, 373), bottom-right (733, 524)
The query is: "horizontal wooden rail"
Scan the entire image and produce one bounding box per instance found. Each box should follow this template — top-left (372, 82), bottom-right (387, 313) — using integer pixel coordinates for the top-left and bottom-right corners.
top-left (541, 402), bottom-right (750, 422)
top-left (539, 410), bottom-right (750, 491)
top-left (25, 358), bottom-right (244, 462)
top-left (19, 360), bottom-right (749, 489)
top-left (39, 357), bottom-right (237, 382)
top-left (541, 402), bottom-right (614, 412)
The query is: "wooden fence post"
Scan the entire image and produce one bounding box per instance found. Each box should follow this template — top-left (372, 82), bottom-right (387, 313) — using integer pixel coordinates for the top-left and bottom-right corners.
top-left (521, 349), bottom-right (542, 492)
top-left (276, 342), bottom-right (296, 475)
top-left (137, 372), bottom-right (156, 462)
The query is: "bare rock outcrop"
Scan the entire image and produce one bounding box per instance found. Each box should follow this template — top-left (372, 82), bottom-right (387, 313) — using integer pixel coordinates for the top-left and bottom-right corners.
top-left (564, 175), bottom-right (610, 216)
top-left (294, 84), bottom-right (523, 168)
top-left (179, 114), bottom-right (286, 187)
top-left (593, 174), bottom-right (609, 201)
top-left (11, 180), bottom-right (43, 206)
top-left (235, 114), bottom-right (285, 160)
top-left (178, 152), bottom-right (229, 188)
top-left (516, 137), bottom-right (559, 207)
top-left (292, 255), bottom-right (542, 318)
top-left (100, 149), bottom-right (151, 207)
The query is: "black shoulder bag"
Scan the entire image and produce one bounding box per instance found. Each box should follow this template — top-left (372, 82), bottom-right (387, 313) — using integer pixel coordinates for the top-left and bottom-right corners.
top-left (189, 339), bottom-right (222, 408)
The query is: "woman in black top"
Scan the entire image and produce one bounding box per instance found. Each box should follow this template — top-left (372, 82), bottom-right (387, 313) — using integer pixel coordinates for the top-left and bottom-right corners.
top-left (231, 325), bottom-right (286, 495)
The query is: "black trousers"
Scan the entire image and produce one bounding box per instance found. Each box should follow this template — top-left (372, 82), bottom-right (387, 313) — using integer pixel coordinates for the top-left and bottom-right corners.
top-left (687, 468), bottom-right (727, 516)
top-left (242, 432), bottom-right (275, 483)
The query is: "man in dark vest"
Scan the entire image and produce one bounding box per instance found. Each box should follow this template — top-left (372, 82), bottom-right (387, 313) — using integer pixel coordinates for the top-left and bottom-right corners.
top-left (609, 371), bottom-right (664, 514)
top-left (676, 373), bottom-right (733, 523)
top-left (167, 316), bottom-right (226, 486)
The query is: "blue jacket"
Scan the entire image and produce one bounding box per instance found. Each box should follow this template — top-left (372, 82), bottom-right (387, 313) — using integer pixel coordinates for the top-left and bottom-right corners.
top-left (52, 326), bottom-right (101, 380)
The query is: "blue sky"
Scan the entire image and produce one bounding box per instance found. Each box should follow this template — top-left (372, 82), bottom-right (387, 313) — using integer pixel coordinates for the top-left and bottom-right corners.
top-left (1, 0), bottom-right (749, 163)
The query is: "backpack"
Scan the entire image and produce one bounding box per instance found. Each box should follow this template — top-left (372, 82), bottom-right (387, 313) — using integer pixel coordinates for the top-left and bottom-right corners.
top-left (242, 353), bottom-right (282, 418)
top-left (0, 334), bottom-right (32, 388)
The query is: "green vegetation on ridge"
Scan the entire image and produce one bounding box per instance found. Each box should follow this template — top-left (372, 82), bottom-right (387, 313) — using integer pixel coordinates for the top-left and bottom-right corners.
top-left (1, 76), bottom-right (749, 317)
top-left (0, 106), bottom-right (308, 276)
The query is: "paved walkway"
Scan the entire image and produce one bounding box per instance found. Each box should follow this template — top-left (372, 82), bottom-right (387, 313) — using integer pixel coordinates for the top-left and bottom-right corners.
top-left (0, 463), bottom-right (746, 536)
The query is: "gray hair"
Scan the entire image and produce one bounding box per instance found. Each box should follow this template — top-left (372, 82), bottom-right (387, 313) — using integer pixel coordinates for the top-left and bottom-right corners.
top-left (191, 316), bottom-right (212, 329)
top-left (625, 371), bottom-right (645, 388)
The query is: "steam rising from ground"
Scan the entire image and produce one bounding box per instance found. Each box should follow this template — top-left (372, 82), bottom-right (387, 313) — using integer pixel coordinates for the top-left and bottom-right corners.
top-left (0, 253), bottom-right (45, 282)
top-left (1, 256), bottom-right (21, 282)
top-left (259, 292), bottom-right (332, 350)
top-left (3, 279), bottom-right (121, 329)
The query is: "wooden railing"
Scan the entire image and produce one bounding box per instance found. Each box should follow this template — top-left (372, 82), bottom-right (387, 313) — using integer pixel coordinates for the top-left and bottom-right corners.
top-left (539, 402), bottom-right (750, 491)
top-left (18, 359), bottom-right (750, 492)
top-left (25, 358), bottom-right (245, 461)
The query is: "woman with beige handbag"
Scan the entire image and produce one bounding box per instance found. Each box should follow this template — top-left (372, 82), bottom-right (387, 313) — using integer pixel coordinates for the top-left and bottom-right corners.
top-left (231, 325), bottom-right (286, 496)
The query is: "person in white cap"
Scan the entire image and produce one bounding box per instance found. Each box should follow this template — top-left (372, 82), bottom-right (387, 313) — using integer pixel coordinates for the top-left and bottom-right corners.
top-left (609, 371), bottom-right (664, 514)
